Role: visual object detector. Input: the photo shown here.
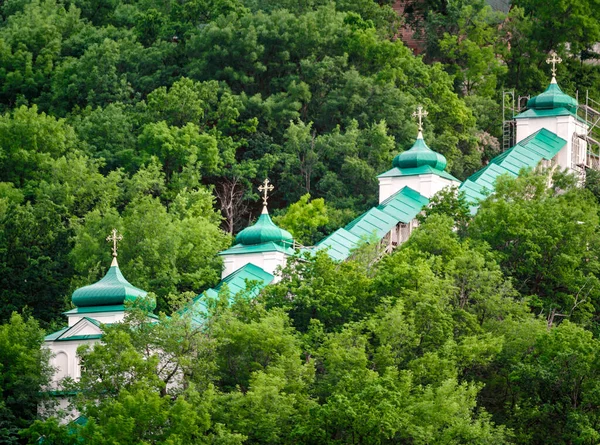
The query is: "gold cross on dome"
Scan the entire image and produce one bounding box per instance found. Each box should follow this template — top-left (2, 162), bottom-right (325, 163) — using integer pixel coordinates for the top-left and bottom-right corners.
top-left (258, 178), bottom-right (274, 206)
top-left (412, 106), bottom-right (428, 131)
top-left (106, 228), bottom-right (123, 257)
top-left (546, 52), bottom-right (562, 77)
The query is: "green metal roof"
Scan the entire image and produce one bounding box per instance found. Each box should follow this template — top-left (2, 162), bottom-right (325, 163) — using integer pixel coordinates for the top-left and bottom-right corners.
top-left (83, 317), bottom-right (101, 327)
top-left (486, 0), bottom-right (510, 12)
top-left (45, 327), bottom-right (69, 341)
top-left (378, 186), bottom-right (430, 223)
top-left (377, 165), bottom-right (459, 182)
top-left (235, 209), bottom-right (294, 247)
top-left (380, 131), bottom-right (458, 182)
top-left (55, 334), bottom-right (103, 342)
top-left (314, 187), bottom-right (430, 261)
top-left (44, 317), bottom-right (104, 342)
top-left (219, 241), bottom-right (295, 256)
top-left (526, 80), bottom-right (577, 113)
top-left (315, 228), bottom-right (362, 261)
top-left (188, 263), bottom-right (274, 319)
top-left (392, 132), bottom-right (447, 171)
top-left (515, 107), bottom-right (577, 119)
top-left (213, 263), bottom-right (274, 296)
top-left (71, 259), bottom-right (154, 309)
top-left (345, 207), bottom-right (399, 239)
top-left (64, 305), bottom-right (125, 315)
top-left (460, 128), bottom-right (566, 208)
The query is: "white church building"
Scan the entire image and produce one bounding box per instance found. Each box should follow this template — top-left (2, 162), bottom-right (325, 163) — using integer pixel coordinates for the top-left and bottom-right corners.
top-left (45, 60), bottom-right (595, 394)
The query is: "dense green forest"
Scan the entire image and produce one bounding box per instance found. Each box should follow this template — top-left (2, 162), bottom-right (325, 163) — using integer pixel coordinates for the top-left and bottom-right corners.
top-left (2, 0), bottom-right (600, 442)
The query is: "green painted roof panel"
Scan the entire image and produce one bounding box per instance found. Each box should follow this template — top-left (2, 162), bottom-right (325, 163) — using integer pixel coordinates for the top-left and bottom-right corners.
top-left (315, 228), bottom-right (362, 261)
top-left (460, 128), bottom-right (566, 208)
top-left (235, 211), bottom-right (294, 247)
top-left (526, 82), bottom-right (578, 113)
top-left (314, 187), bottom-right (429, 262)
top-left (55, 334), bottom-right (103, 342)
top-left (393, 134), bottom-right (448, 171)
top-left (45, 327), bottom-right (69, 341)
top-left (71, 263), bottom-right (153, 309)
top-left (63, 305), bottom-right (125, 315)
top-left (379, 186), bottom-right (430, 223)
top-left (377, 165), bottom-right (459, 182)
top-left (189, 263), bottom-right (275, 320)
top-left (345, 207), bottom-right (398, 239)
top-left (219, 241), bottom-right (295, 256)
top-left (214, 262), bottom-right (274, 296)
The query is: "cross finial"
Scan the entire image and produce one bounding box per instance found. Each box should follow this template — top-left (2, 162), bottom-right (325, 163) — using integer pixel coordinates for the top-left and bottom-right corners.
top-left (546, 52), bottom-right (562, 78)
top-left (258, 178), bottom-right (274, 207)
top-left (412, 106), bottom-right (428, 132)
top-left (106, 229), bottom-right (123, 258)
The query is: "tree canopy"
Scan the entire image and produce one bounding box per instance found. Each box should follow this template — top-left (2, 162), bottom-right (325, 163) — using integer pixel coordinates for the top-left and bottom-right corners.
top-left (1, 0), bottom-right (600, 442)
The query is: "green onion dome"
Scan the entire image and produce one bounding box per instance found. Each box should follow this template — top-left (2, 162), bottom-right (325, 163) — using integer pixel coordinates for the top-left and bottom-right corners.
top-left (392, 131), bottom-right (447, 171)
top-left (235, 208), bottom-right (294, 247)
top-left (72, 258), bottom-right (155, 309)
top-left (526, 79), bottom-right (577, 113)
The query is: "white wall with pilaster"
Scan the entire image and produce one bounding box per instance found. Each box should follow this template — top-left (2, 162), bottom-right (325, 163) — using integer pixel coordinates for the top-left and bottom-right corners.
top-left (67, 311), bottom-right (126, 327)
top-left (378, 174), bottom-right (460, 203)
top-left (516, 114), bottom-right (588, 172)
top-left (47, 339), bottom-right (97, 387)
top-left (221, 250), bottom-right (289, 281)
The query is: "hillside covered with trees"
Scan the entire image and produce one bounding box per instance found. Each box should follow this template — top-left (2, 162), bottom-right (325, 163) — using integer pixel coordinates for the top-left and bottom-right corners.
top-left (2, 0), bottom-right (600, 443)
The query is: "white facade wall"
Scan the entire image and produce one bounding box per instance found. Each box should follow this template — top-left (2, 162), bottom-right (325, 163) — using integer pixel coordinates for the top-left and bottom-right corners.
top-left (516, 114), bottom-right (588, 172)
top-left (378, 174), bottom-right (460, 203)
top-left (221, 250), bottom-right (288, 281)
top-left (67, 310), bottom-right (126, 327)
top-left (48, 340), bottom-right (95, 386)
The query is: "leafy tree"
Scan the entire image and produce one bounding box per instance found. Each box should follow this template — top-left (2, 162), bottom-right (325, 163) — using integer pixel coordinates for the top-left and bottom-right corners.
top-left (0, 313), bottom-right (52, 444)
top-left (70, 103), bottom-right (138, 172)
top-left (69, 180), bottom-right (230, 311)
top-left (417, 186), bottom-right (472, 237)
top-left (470, 171), bottom-right (600, 327)
top-left (0, 105), bottom-right (78, 187)
top-left (273, 193), bottom-right (328, 245)
top-left (262, 251), bottom-right (374, 333)
top-left (510, 321), bottom-right (600, 444)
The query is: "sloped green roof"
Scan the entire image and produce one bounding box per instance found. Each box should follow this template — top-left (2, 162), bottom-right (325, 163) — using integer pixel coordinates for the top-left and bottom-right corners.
top-left (515, 107), bottom-right (577, 119)
top-left (64, 305), bottom-right (125, 315)
top-left (378, 186), bottom-right (430, 223)
top-left (71, 259), bottom-right (154, 309)
top-left (45, 327), bottom-right (69, 341)
top-left (55, 334), bottom-right (103, 342)
top-left (315, 228), bottom-right (362, 261)
top-left (377, 164), bottom-right (459, 181)
top-left (460, 128), bottom-right (566, 208)
top-left (392, 132), bottom-right (447, 171)
top-left (345, 207), bottom-right (399, 239)
top-left (83, 317), bottom-right (101, 327)
top-left (219, 241), bottom-right (295, 256)
top-left (380, 131), bottom-right (458, 182)
top-left (314, 187), bottom-right (430, 261)
top-left (235, 209), bottom-right (294, 247)
top-left (189, 263), bottom-right (274, 318)
top-left (44, 317), bottom-right (104, 342)
top-left (526, 80), bottom-right (577, 113)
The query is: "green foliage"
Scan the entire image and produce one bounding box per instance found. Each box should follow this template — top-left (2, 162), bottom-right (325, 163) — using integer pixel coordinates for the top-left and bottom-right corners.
top-left (69, 185), bottom-right (230, 311)
top-left (507, 321), bottom-right (600, 443)
top-left (0, 313), bottom-right (52, 443)
top-left (470, 171), bottom-right (600, 326)
top-left (263, 251), bottom-right (375, 333)
top-left (273, 194), bottom-right (328, 245)
top-left (3, 0), bottom-right (600, 442)
top-left (417, 186), bottom-right (472, 236)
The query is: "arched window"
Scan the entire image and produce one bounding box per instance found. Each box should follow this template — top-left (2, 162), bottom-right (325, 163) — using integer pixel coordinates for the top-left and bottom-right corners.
top-left (55, 351), bottom-right (68, 380)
